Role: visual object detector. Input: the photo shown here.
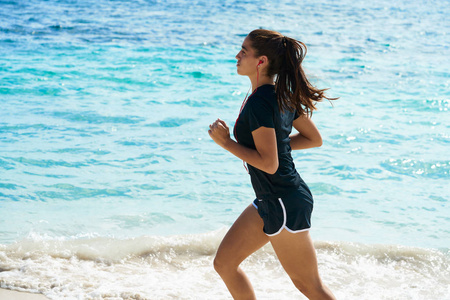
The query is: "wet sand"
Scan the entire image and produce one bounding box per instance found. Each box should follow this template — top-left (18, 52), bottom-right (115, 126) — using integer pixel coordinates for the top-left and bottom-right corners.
top-left (0, 289), bottom-right (48, 299)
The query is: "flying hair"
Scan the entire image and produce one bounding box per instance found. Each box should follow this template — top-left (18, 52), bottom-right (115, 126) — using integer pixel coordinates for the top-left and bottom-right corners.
top-left (247, 29), bottom-right (337, 116)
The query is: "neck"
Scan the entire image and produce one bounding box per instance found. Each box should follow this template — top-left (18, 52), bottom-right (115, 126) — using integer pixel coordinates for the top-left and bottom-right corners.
top-left (250, 74), bottom-right (274, 92)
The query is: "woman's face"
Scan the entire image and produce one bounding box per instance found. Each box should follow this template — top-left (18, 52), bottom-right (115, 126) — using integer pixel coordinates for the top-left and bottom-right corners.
top-left (235, 36), bottom-right (260, 76)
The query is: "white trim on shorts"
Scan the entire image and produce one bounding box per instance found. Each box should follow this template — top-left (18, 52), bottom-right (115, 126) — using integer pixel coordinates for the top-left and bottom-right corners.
top-left (253, 198), bottom-right (311, 237)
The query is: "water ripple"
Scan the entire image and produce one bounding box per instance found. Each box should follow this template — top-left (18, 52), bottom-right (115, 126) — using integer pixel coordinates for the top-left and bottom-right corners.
top-left (147, 117), bottom-right (195, 128)
top-left (51, 111), bottom-right (145, 124)
top-left (380, 159), bottom-right (449, 179)
top-left (37, 184), bottom-right (131, 201)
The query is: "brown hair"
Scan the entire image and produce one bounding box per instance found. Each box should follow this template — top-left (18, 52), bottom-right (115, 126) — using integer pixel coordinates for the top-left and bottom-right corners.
top-left (247, 29), bottom-right (336, 116)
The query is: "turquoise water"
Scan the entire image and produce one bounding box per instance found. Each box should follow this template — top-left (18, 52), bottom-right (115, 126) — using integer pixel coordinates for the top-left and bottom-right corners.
top-left (1, 0), bottom-right (449, 298)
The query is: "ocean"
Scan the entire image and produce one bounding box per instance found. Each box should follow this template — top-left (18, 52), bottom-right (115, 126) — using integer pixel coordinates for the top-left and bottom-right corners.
top-left (0, 0), bottom-right (449, 299)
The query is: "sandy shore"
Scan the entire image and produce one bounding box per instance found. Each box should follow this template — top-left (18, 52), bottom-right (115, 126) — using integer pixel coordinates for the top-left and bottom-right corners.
top-left (0, 289), bottom-right (48, 299)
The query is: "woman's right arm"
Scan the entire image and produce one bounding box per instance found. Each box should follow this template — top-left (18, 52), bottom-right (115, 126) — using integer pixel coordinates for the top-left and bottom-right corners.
top-left (289, 114), bottom-right (322, 150)
top-left (209, 119), bottom-right (279, 174)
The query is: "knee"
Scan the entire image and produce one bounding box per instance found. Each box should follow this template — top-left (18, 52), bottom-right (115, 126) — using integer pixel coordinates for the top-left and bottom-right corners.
top-left (291, 278), bottom-right (328, 299)
top-left (213, 255), bottom-right (226, 274)
top-left (291, 279), bottom-right (311, 296)
top-left (213, 254), bottom-right (236, 275)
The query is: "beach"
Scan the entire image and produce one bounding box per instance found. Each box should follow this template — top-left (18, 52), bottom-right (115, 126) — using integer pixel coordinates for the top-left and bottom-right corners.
top-left (0, 0), bottom-right (448, 298)
top-left (0, 289), bottom-right (48, 300)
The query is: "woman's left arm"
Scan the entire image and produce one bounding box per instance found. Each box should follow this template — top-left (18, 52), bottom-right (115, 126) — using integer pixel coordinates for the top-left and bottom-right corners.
top-left (290, 114), bottom-right (323, 150)
top-left (208, 119), bottom-right (278, 174)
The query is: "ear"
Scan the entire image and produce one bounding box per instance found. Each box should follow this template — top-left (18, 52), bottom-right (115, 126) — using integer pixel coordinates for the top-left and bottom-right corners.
top-left (257, 56), bottom-right (268, 67)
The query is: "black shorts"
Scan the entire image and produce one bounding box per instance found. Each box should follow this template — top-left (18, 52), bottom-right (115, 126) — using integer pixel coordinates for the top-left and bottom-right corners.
top-left (252, 188), bottom-right (313, 236)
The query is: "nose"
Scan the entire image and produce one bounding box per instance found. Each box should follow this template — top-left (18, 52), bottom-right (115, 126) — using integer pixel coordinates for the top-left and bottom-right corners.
top-left (235, 51), bottom-right (241, 60)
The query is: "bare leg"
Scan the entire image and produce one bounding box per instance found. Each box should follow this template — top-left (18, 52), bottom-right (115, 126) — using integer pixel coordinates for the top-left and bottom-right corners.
top-left (214, 204), bottom-right (269, 300)
top-left (269, 230), bottom-right (336, 300)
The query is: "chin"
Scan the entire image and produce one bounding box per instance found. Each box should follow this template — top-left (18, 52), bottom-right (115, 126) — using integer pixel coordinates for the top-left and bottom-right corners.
top-left (236, 67), bottom-right (247, 76)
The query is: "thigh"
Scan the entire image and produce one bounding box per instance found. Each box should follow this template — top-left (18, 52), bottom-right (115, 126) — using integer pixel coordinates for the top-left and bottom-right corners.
top-left (269, 230), bottom-right (321, 284)
top-left (215, 204), bottom-right (270, 266)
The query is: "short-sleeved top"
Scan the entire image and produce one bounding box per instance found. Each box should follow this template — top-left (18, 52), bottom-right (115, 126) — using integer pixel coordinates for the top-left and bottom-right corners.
top-left (234, 84), bottom-right (303, 199)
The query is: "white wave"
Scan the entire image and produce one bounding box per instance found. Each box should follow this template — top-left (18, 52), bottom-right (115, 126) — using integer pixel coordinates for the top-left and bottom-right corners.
top-left (0, 230), bottom-right (449, 300)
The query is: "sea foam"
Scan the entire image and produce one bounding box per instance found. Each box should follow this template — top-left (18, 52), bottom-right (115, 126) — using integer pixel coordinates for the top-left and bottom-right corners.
top-left (1, 230), bottom-right (448, 300)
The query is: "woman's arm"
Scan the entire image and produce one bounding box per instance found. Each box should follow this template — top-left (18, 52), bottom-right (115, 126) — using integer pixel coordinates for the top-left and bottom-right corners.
top-left (289, 114), bottom-right (322, 150)
top-left (208, 119), bottom-right (278, 174)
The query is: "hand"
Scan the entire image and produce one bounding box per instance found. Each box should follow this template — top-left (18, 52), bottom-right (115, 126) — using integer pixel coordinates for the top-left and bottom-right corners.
top-left (208, 118), bottom-right (231, 148)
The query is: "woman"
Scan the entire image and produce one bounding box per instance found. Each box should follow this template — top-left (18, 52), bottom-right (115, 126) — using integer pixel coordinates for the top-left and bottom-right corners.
top-left (208, 29), bottom-right (336, 300)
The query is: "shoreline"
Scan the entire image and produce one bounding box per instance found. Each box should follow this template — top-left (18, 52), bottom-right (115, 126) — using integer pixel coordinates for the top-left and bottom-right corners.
top-left (0, 289), bottom-right (48, 300)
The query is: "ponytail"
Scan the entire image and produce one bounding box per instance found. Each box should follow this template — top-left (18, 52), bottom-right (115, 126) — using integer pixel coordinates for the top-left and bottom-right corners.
top-left (248, 29), bottom-right (336, 116)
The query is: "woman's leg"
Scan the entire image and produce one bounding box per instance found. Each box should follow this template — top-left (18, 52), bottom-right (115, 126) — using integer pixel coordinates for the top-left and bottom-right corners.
top-left (269, 230), bottom-right (336, 300)
top-left (214, 204), bottom-right (270, 300)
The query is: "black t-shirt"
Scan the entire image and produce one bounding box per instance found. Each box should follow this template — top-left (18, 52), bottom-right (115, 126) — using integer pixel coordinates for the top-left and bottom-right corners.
top-left (234, 84), bottom-right (303, 199)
